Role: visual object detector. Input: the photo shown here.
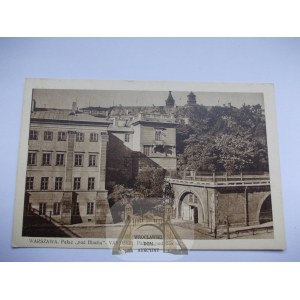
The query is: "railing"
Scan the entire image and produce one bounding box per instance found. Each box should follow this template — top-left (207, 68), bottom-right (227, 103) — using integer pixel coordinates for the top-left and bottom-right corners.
top-left (166, 171), bottom-right (270, 187)
top-left (168, 171), bottom-right (269, 181)
top-left (135, 113), bottom-right (175, 123)
top-left (27, 207), bottom-right (80, 237)
top-left (231, 225), bottom-right (273, 239)
top-left (167, 178), bottom-right (270, 187)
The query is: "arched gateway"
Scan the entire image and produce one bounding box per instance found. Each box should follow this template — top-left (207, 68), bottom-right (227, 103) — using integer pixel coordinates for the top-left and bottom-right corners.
top-left (177, 191), bottom-right (205, 225)
top-left (257, 194), bottom-right (273, 224)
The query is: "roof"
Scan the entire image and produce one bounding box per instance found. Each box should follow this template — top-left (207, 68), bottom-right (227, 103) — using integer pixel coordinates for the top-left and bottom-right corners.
top-left (165, 91), bottom-right (175, 107)
top-left (31, 110), bottom-right (112, 126)
top-left (81, 106), bottom-right (110, 111)
top-left (131, 113), bottom-right (178, 126)
top-left (107, 126), bottom-right (134, 133)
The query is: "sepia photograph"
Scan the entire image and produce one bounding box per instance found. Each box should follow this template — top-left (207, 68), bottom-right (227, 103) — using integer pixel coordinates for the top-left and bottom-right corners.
top-left (12, 79), bottom-right (285, 252)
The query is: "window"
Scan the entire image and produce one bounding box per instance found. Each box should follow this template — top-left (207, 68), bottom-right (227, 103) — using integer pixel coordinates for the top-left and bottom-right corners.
top-left (72, 202), bottom-right (80, 216)
top-left (74, 177), bottom-right (81, 190)
top-left (41, 177), bottom-right (49, 190)
top-left (42, 153), bottom-right (51, 166)
top-left (76, 132), bottom-right (84, 142)
top-left (88, 177), bottom-right (95, 190)
top-left (88, 154), bottom-right (96, 167)
top-left (44, 131), bottom-right (53, 141)
top-left (87, 202), bottom-right (94, 215)
top-left (58, 131), bottom-right (66, 141)
top-left (143, 146), bottom-right (151, 156)
top-left (53, 202), bottom-right (61, 215)
top-left (27, 152), bottom-right (36, 165)
top-left (56, 153), bottom-right (64, 166)
top-left (90, 133), bottom-right (98, 142)
top-left (55, 177), bottom-right (63, 190)
top-left (26, 177), bottom-right (34, 190)
top-left (39, 203), bottom-right (47, 215)
top-left (29, 130), bottom-right (38, 140)
top-left (74, 154), bottom-right (83, 166)
top-left (155, 130), bottom-right (162, 141)
top-left (124, 133), bottom-right (130, 142)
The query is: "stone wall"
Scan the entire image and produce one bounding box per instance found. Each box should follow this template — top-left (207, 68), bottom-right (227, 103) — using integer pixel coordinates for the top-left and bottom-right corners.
top-left (172, 183), bottom-right (272, 228)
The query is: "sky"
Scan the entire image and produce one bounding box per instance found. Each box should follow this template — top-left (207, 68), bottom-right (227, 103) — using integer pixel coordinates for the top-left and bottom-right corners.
top-left (32, 89), bottom-right (264, 110)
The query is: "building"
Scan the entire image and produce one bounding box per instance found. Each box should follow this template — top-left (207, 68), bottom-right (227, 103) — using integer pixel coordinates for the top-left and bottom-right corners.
top-left (106, 112), bottom-right (178, 187)
top-left (24, 106), bottom-right (113, 225)
top-left (24, 91), bottom-right (196, 225)
top-left (186, 92), bottom-right (197, 106)
top-left (130, 113), bottom-right (177, 170)
top-left (165, 91), bottom-right (175, 107)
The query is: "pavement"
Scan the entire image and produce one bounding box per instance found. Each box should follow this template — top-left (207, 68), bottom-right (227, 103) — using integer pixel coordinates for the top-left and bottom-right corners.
top-left (28, 216), bottom-right (274, 240)
top-left (67, 221), bottom-right (272, 240)
top-left (170, 220), bottom-right (274, 240)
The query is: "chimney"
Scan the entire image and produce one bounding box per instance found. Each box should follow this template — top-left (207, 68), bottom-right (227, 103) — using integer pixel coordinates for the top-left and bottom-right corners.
top-left (113, 117), bottom-right (119, 127)
top-left (72, 101), bottom-right (77, 114)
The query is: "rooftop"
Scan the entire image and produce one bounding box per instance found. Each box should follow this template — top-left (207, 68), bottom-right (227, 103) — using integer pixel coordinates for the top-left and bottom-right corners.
top-left (131, 113), bottom-right (177, 125)
top-left (107, 126), bottom-right (134, 133)
top-left (31, 110), bottom-right (111, 126)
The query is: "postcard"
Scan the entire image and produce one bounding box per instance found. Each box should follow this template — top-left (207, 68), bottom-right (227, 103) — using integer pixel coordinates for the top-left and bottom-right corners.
top-left (12, 79), bottom-right (285, 253)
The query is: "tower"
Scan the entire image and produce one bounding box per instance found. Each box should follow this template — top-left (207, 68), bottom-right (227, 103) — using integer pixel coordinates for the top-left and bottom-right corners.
top-left (165, 91), bottom-right (175, 108)
top-left (187, 92), bottom-right (197, 106)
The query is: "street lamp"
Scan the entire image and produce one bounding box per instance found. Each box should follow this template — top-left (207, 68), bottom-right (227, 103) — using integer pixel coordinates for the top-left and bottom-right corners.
top-left (210, 209), bottom-right (213, 233)
top-left (214, 192), bottom-right (219, 239)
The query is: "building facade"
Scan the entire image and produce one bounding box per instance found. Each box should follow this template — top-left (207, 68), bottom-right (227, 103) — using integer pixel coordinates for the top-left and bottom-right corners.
top-left (106, 112), bottom-right (177, 188)
top-left (24, 91), bottom-right (197, 226)
top-left (24, 109), bottom-right (113, 225)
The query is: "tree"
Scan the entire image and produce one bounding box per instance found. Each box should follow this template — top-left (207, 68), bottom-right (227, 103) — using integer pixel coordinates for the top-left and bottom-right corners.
top-left (134, 167), bottom-right (166, 197)
top-left (175, 103), bottom-right (269, 173)
top-left (215, 134), bottom-right (258, 174)
top-left (108, 184), bottom-right (144, 223)
top-left (108, 184), bottom-right (139, 207)
top-left (178, 134), bottom-right (220, 172)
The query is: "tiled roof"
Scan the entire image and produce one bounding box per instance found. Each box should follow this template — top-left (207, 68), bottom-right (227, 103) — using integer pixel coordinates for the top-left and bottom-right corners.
top-left (31, 110), bottom-right (111, 125)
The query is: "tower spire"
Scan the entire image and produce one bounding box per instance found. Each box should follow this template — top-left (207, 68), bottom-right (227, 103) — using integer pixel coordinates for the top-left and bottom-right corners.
top-left (165, 91), bottom-right (175, 108)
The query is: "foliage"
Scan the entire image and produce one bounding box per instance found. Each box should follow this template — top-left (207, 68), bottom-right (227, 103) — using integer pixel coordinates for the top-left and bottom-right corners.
top-left (108, 178), bottom-right (173, 223)
top-left (108, 184), bottom-right (142, 207)
top-left (134, 167), bottom-right (166, 198)
top-left (175, 104), bottom-right (269, 174)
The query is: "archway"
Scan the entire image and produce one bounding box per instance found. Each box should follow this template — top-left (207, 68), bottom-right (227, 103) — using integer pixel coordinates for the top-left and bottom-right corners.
top-left (177, 191), bottom-right (204, 225)
top-left (258, 195), bottom-right (273, 224)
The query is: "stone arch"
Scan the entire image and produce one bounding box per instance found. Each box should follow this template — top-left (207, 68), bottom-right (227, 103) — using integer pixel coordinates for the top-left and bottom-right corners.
top-left (256, 192), bottom-right (272, 224)
top-left (176, 189), bottom-right (205, 225)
